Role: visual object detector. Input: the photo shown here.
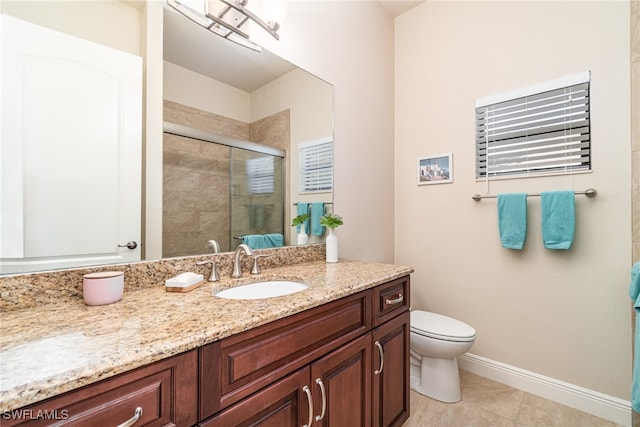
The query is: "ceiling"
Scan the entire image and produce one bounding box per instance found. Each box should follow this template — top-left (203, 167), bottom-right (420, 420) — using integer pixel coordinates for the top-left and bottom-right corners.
top-left (163, 7), bottom-right (296, 92)
top-left (378, 1), bottom-right (424, 17)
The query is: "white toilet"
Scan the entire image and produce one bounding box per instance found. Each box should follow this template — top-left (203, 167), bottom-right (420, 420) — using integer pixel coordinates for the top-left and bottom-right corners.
top-left (410, 310), bottom-right (476, 403)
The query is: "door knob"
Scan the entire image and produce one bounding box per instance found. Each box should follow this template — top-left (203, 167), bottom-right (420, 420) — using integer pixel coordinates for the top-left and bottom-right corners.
top-left (118, 241), bottom-right (137, 250)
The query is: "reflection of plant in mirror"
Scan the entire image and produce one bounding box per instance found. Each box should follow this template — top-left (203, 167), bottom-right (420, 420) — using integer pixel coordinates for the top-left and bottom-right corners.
top-left (291, 213), bottom-right (310, 227)
top-left (320, 213), bottom-right (344, 229)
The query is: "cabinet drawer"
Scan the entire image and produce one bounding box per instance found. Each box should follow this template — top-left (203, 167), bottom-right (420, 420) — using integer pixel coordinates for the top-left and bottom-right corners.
top-left (4, 350), bottom-right (197, 427)
top-left (372, 276), bottom-right (410, 327)
top-left (199, 290), bottom-right (371, 420)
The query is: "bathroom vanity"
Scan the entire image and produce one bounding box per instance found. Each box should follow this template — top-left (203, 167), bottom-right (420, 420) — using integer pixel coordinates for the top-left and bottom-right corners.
top-left (0, 259), bottom-right (412, 426)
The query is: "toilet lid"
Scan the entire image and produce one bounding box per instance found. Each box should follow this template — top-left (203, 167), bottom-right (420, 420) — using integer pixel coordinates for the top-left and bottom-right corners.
top-left (411, 310), bottom-right (476, 342)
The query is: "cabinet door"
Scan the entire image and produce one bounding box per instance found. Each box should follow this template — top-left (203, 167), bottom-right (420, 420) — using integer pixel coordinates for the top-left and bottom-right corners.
top-left (3, 350), bottom-right (197, 427)
top-left (200, 368), bottom-right (310, 427)
top-left (310, 334), bottom-right (371, 426)
top-left (372, 312), bottom-right (410, 427)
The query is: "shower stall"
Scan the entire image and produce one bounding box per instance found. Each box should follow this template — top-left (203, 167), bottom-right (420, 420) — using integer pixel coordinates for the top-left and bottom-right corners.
top-left (162, 123), bottom-right (285, 256)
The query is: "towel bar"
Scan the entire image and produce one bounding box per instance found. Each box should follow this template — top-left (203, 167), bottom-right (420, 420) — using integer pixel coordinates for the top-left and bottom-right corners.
top-left (472, 188), bottom-right (597, 201)
top-left (293, 202), bottom-right (333, 206)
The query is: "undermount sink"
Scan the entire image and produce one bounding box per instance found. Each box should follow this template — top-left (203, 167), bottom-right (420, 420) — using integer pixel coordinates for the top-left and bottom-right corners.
top-left (214, 280), bottom-right (309, 300)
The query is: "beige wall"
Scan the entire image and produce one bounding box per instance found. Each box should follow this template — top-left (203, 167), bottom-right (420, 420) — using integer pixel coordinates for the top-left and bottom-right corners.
top-left (164, 61), bottom-right (251, 123)
top-left (395, 1), bottom-right (631, 400)
top-left (0, 1), bottom-right (140, 55)
top-left (255, 1), bottom-right (396, 263)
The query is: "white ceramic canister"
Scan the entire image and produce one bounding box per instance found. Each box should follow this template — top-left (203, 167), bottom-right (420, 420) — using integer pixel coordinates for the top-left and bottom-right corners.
top-left (82, 271), bottom-right (124, 306)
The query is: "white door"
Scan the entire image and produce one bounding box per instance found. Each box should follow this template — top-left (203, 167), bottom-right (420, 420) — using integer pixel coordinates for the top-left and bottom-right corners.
top-left (1, 14), bottom-right (142, 274)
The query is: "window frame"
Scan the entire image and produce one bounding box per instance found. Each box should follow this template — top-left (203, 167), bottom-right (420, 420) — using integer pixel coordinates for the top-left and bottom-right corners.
top-left (298, 137), bottom-right (333, 194)
top-left (475, 71), bottom-right (591, 180)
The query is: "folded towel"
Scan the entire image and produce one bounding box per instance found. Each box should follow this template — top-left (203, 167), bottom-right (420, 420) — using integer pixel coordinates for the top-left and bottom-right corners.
top-left (541, 191), bottom-right (575, 250)
top-left (242, 234), bottom-right (267, 249)
top-left (242, 233), bottom-right (284, 249)
top-left (310, 202), bottom-right (325, 236)
top-left (630, 262), bottom-right (640, 412)
top-left (497, 193), bottom-right (528, 250)
top-left (630, 262), bottom-right (640, 305)
top-left (264, 233), bottom-right (284, 248)
top-left (296, 203), bottom-right (309, 233)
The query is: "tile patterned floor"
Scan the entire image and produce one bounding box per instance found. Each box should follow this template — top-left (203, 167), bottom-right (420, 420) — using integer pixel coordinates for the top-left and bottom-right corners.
top-left (404, 370), bottom-right (623, 426)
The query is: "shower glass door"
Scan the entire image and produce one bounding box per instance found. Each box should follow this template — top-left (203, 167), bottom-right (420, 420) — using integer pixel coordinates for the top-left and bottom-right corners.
top-left (230, 147), bottom-right (284, 249)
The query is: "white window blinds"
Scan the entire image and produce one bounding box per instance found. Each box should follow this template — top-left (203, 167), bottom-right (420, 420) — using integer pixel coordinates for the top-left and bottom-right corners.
top-left (299, 139), bottom-right (333, 193)
top-left (247, 156), bottom-right (274, 194)
top-left (475, 72), bottom-right (591, 179)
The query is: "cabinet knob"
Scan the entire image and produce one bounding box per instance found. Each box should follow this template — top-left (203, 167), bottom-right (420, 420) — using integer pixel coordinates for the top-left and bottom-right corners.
top-left (315, 378), bottom-right (327, 421)
top-left (302, 385), bottom-right (313, 427)
top-left (385, 294), bottom-right (403, 305)
top-left (374, 341), bottom-right (384, 375)
top-left (116, 407), bottom-right (143, 427)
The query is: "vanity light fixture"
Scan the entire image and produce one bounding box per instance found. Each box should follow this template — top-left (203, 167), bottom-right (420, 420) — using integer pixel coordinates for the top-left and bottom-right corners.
top-left (167, 0), bottom-right (284, 52)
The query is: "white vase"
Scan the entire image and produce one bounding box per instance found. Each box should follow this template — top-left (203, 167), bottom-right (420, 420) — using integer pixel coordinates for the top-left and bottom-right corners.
top-left (297, 222), bottom-right (309, 245)
top-left (325, 227), bottom-right (338, 263)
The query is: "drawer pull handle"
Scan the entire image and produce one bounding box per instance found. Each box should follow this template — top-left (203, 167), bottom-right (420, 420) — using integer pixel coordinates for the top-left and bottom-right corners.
top-left (374, 341), bottom-right (384, 375)
top-left (385, 294), bottom-right (403, 305)
top-left (302, 385), bottom-right (313, 427)
top-left (117, 407), bottom-right (143, 427)
top-left (315, 378), bottom-right (327, 421)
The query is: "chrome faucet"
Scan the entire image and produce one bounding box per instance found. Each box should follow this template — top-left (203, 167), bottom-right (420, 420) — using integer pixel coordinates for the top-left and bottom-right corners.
top-left (206, 240), bottom-right (221, 254)
top-left (231, 244), bottom-right (253, 278)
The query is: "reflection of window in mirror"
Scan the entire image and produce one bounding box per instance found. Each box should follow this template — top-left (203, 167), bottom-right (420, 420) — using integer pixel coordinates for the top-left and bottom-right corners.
top-left (247, 156), bottom-right (276, 194)
top-left (299, 138), bottom-right (334, 193)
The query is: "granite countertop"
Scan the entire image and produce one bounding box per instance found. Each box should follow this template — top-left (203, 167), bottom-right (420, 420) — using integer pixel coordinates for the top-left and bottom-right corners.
top-left (0, 259), bottom-right (413, 412)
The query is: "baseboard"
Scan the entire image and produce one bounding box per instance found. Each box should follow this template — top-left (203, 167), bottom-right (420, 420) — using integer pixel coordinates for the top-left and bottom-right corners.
top-left (458, 353), bottom-right (631, 427)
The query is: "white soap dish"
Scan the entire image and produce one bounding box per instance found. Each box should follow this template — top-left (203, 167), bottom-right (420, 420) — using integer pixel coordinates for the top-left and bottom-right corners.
top-left (165, 272), bottom-right (204, 293)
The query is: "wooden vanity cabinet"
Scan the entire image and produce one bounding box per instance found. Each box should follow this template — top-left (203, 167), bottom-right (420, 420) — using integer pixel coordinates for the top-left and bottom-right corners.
top-left (371, 276), bottom-right (411, 427)
top-left (200, 276), bottom-right (410, 427)
top-left (4, 349), bottom-right (198, 427)
top-left (198, 291), bottom-right (372, 420)
top-left (201, 334), bottom-right (372, 427)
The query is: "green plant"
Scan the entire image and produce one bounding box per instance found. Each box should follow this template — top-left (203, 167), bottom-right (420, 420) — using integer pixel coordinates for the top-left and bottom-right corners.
top-left (320, 213), bottom-right (344, 229)
top-left (291, 213), bottom-right (310, 227)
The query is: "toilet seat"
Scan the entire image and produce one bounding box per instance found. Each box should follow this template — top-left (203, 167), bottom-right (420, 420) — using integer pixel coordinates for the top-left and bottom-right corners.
top-left (411, 310), bottom-right (476, 342)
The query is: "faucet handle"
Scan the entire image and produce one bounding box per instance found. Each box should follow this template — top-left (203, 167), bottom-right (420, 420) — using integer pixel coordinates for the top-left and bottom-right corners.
top-left (251, 255), bottom-right (269, 275)
top-left (197, 261), bottom-right (220, 282)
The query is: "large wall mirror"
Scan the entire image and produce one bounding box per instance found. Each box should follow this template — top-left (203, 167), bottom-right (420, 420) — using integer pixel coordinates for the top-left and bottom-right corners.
top-left (162, 7), bottom-right (334, 257)
top-left (0, 2), bottom-right (333, 275)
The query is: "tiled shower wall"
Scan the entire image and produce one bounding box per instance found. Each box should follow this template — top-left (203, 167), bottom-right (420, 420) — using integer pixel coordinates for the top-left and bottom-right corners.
top-left (162, 101), bottom-right (290, 256)
top-left (163, 100), bottom-right (248, 256)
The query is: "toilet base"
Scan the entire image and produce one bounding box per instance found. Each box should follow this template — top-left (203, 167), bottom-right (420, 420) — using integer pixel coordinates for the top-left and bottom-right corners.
top-left (410, 354), bottom-right (462, 403)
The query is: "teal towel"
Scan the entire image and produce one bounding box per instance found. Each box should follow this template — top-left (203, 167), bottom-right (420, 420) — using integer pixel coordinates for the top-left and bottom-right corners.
top-left (497, 193), bottom-right (528, 250)
top-left (264, 233), bottom-right (284, 248)
top-left (310, 202), bottom-right (325, 236)
top-left (630, 262), bottom-right (640, 412)
top-left (296, 203), bottom-right (309, 233)
top-left (242, 234), bottom-right (267, 249)
top-left (242, 234), bottom-right (284, 249)
top-left (541, 191), bottom-right (575, 250)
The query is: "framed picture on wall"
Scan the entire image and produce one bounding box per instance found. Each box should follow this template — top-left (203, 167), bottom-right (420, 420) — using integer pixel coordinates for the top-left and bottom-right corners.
top-left (417, 153), bottom-right (453, 185)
